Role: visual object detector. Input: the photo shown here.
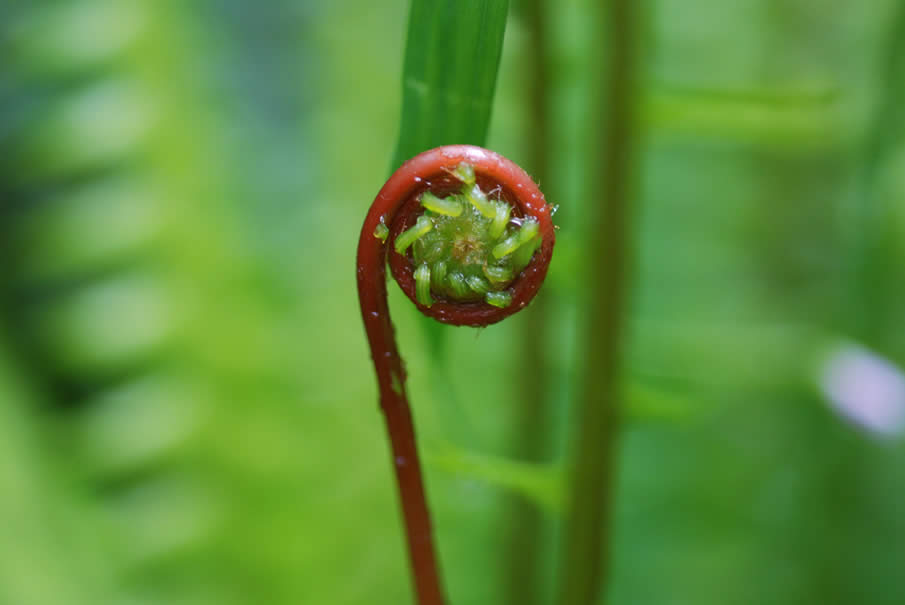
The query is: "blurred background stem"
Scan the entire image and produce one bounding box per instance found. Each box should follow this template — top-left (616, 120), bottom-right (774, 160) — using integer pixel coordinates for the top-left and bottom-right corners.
top-left (851, 0), bottom-right (905, 355)
top-left (503, 0), bottom-right (553, 603)
top-left (556, 0), bottom-right (640, 603)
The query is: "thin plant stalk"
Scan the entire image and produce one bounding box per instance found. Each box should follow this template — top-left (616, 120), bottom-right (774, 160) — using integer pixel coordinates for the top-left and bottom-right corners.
top-left (556, 0), bottom-right (641, 603)
top-left (504, 0), bottom-right (553, 603)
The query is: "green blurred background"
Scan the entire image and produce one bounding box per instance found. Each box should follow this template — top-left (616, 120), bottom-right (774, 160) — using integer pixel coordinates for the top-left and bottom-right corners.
top-left (1, 1), bottom-right (904, 604)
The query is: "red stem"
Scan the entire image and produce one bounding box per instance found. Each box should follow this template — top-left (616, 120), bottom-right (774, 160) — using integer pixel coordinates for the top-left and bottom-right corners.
top-left (356, 145), bottom-right (555, 605)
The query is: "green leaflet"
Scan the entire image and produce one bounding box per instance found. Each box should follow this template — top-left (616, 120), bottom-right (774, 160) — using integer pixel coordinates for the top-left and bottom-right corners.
top-left (421, 381), bottom-right (697, 520)
top-left (645, 84), bottom-right (846, 149)
top-left (426, 441), bottom-right (565, 516)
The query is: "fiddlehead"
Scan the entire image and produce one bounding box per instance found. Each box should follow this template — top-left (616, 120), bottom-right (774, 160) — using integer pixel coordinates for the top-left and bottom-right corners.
top-left (356, 145), bottom-right (555, 605)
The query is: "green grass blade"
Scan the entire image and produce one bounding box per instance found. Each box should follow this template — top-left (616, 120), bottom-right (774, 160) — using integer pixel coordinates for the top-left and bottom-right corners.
top-left (391, 0), bottom-right (510, 170)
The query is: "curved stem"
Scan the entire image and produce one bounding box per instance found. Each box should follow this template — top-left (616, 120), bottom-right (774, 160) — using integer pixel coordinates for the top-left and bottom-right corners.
top-left (358, 206), bottom-right (447, 605)
top-left (357, 145), bottom-right (556, 605)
